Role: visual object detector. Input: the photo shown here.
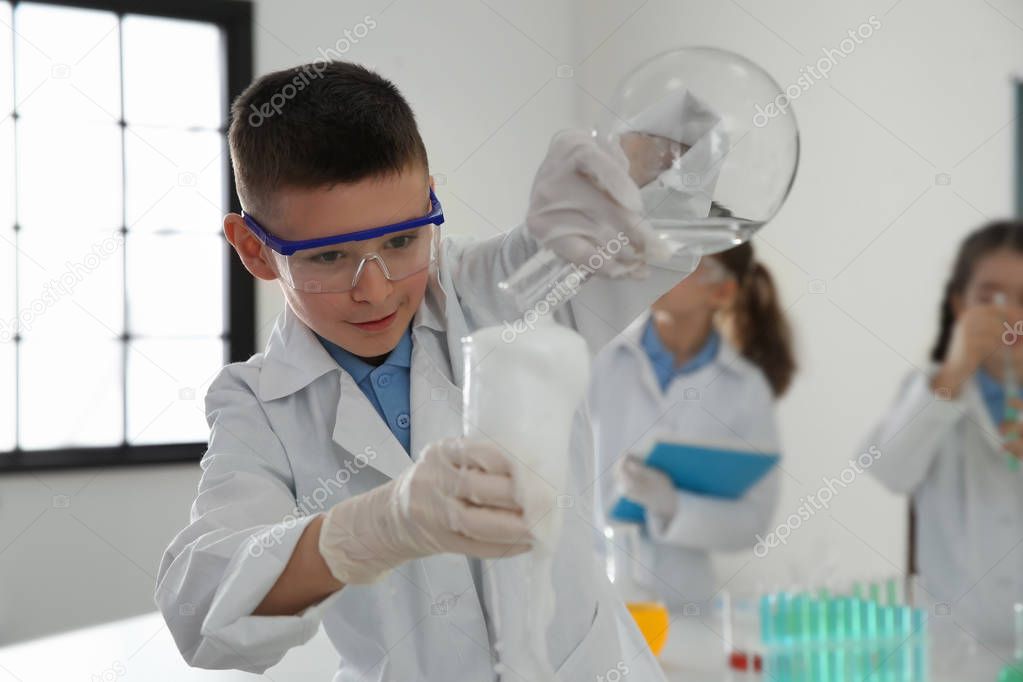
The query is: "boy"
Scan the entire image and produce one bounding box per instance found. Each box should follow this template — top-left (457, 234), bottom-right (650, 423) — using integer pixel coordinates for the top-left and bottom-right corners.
top-left (155, 61), bottom-right (694, 680)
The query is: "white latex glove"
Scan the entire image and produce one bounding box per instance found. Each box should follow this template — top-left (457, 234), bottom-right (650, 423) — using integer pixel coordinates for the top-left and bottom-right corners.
top-left (615, 456), bottom-right (678, 520)
top-left (526, 129), bottom-right (671, 279)
top-left (319, 438), bottom-right (534, 585)
top-left (613, 89), bottom-right (728, 222)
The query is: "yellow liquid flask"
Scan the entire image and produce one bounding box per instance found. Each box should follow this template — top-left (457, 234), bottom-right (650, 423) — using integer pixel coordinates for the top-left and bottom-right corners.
top-left (605, 522), bottom-right (671, 655)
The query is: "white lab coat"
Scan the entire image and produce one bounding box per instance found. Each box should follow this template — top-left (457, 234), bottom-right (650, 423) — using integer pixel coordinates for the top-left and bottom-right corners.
top-left (154, 226), bottom-right (696, 681)
top-left (864, 368), bottom-right (1023, 646)
top-left (588, 314), bottom-right (781, 607)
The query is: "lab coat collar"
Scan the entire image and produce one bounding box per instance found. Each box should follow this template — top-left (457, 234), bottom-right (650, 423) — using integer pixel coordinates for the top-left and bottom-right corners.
top-left (613, 311), bottom-right (745, 380)
top-left (258, 304), bottom-right (339, 402)
top-left (257, 270), bottom-right (448, 403)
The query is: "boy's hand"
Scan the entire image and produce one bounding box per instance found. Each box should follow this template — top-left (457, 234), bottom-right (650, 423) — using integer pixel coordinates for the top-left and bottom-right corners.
top-left (526, 129), bottom-right (671, 279)
top-left (318, 438), bottom-right (533, 585)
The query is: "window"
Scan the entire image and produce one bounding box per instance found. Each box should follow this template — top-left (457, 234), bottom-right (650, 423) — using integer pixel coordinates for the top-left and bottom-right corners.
top-left (0, 0), bottom-right (253, 470)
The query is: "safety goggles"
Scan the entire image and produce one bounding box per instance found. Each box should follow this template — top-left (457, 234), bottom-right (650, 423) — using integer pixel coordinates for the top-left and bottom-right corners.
top-left (242, 189), bottom-right (445, 293)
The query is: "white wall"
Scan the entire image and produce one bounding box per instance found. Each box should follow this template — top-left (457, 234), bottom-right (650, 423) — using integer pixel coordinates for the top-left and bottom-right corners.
top-left (3, 0), bottom-right (1021, 644)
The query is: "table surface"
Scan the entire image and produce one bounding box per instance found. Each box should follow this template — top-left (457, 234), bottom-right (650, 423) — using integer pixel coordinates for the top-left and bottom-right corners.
top-left (0, 610), bottom-right (1012, 681)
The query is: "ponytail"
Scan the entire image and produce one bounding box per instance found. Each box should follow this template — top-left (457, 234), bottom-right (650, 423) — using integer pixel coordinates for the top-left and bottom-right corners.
top-left (714, 243), bottom-right (796, 397)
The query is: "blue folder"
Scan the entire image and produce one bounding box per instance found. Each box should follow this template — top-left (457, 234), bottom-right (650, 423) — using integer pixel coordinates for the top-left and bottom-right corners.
top-left (610, 440), bottom-right (779, 523)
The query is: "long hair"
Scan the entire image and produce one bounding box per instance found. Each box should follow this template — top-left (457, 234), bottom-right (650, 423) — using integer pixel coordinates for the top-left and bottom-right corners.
top-left (713, 242), bottom-right (796, 397)
top-left (930, 220), bottom-right (1023, 362)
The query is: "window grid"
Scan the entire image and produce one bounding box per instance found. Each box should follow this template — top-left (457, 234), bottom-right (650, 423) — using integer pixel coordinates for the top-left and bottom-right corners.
top-left (0, 0), bottom-right (254, 471)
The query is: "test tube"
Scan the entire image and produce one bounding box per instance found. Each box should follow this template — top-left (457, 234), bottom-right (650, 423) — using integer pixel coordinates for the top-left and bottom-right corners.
top-left (886, 577), bottom-right (900, 606)
top-left (796, 594), bottom-right (812, 682)
top-left (846, 598), bottom-right (863, 681)
top-left (880, 605), bottom-right (897, 682)
top-left (994, 292), bottom-right (1021, 471)
top-left (761, 594), bottom-right (774, 674)
top-left (774, 593), bottom-right (792, 682)
top-left (912, 607), bottom-right (928, 682)
top-left (898, 606), bottom-right (913, 682)
top-left (811, 597), bottom-right (829, 681)
top-left (830, 597), bottom-right (847, 682)
top-left (863, 598), bottom-right (878, 678)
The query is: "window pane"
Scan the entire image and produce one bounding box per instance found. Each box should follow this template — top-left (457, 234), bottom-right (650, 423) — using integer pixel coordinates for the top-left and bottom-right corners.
top-left (126, 233), bottom-right (224, 337)
top-left (0, 226), bottom-right (13, 334)
top-left (0, 117), bottom-right (12, 230)
top-left (127, 338), bottom-right (223, 445)
top-left (13, 3), bottom-right (120, 123)
top-left (125, 128), bottom-right (224, 234)
top-left (122, 15), bottom-right (222, 128)
top-left (17, 229), bottom-right (124, 340)
top-left (19, 338), bottom-right (122, 449)
top-left (0, 2), bottom-right (12, 118)
top-left (0, 340), bottom-right (12, 452)
top-left (17, 120), bottom-right (121, 231)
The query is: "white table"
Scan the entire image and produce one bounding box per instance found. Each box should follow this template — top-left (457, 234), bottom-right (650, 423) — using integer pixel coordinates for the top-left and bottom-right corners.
top-left (0, 610), bottom-right (1011, 681)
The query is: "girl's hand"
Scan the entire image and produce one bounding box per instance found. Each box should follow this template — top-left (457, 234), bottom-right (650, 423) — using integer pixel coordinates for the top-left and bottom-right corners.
top-left (933, 304), bottom-right (1023, 395)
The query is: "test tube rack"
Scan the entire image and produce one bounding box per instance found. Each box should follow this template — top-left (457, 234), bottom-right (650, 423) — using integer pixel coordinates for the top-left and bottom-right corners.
top-left (759, 586), bottom-right (928, 682)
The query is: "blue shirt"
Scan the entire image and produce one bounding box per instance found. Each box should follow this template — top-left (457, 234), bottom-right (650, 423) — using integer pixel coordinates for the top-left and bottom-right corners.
top-left (318, 328), bottom-right (413, 454)
top-left (641, 317), bottom-right (721, 392)
top-left (976, 367), bottom-right (1010, 426)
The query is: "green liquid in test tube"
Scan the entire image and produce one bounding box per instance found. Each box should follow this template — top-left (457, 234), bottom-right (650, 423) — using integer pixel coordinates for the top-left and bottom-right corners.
top-left (864, 598), bottom-right (878, 678)
top-left (847, 598), bottom-right (862, 681)
top-left (811, 598), bottom-right (828, 681)
top-left (880, 606), bottom-right (897, 682)
top-left (831, 598), bottom-right (847, 682)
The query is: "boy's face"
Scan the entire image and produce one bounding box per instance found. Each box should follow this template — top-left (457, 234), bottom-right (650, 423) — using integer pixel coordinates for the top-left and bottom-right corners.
top-left (224, 167), bottom-right (434, 360)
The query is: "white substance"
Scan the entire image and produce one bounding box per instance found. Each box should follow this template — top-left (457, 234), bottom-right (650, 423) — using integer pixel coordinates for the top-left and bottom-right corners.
top-left (462, 322), bottom-right (591, 682)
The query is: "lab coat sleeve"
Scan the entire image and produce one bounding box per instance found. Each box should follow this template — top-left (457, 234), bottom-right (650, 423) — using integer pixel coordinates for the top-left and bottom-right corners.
top-left (645, 377), bottom-right (783, 551)
top-left (154, 367), bottom-right (342, 673)
top-left (445, 226), bottom-right (697, 354)
top-left (864, 369), bottom-right (969, 495)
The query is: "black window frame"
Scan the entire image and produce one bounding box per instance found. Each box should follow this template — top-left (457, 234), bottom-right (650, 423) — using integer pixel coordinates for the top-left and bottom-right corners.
top-left (0, 0), bottom-right (254, 472)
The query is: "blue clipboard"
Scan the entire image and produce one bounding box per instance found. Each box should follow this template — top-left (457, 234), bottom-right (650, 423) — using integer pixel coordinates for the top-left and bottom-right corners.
top-left (611, 440), bottom-right (779, 523)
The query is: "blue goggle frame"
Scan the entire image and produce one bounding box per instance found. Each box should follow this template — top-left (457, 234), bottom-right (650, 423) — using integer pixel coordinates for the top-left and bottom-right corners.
top-left (241, 189), bottom-right (445, 256)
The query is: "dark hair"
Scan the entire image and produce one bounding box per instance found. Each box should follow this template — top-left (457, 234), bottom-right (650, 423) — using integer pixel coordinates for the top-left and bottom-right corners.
top-left (228, 60), bottom-right (428, 218)
top-left (712, 242), bottom-right (796, 397)
top-left (930, 220), bottom-right (1023, 362)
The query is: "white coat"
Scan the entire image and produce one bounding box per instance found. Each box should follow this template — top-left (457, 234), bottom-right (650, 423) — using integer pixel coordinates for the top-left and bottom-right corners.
top-left (864, 368), bottom-right (1023, 646)
top-left (154, 227), bottom-right (697, 681)
top-left (588, 314), bottom-right (781, 607)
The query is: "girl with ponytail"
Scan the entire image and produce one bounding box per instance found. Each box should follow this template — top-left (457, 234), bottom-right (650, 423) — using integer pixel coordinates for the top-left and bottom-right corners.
top-left (864, 220), bottom-right (1023, 645)
top-left (588, 240), bottom-right (795, 606)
